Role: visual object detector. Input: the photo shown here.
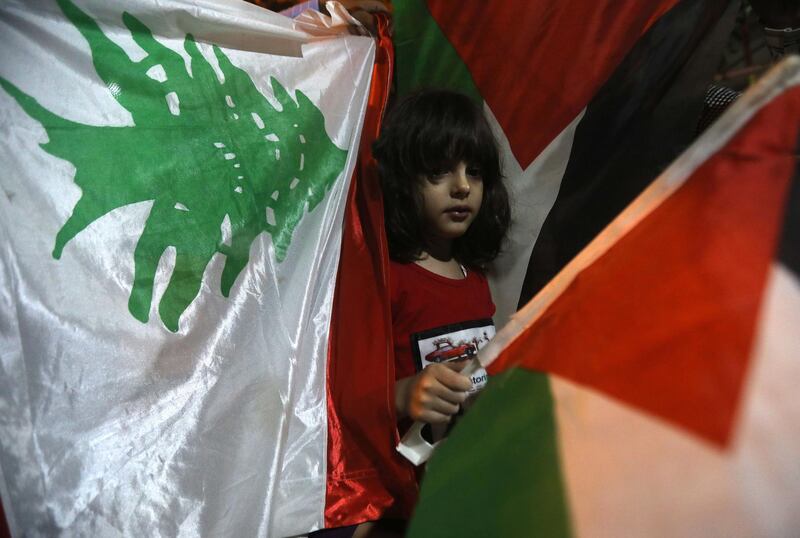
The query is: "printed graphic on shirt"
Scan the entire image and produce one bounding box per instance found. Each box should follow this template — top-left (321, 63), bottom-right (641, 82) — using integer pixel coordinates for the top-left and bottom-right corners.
top-left (411, 318), bottom-right (495, 392)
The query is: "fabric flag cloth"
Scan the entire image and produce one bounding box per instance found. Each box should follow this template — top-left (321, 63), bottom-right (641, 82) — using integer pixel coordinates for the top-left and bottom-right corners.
top-left (0, 1), bottom-right (378, 536)
top-left (409, 57), bottom-right (800, 537)
top-left (393, 0), bottom-right (738, 326)
top-left (387, 0), bottom-right (734, 524)
top-left (323, 13), bottom-right (422, 529)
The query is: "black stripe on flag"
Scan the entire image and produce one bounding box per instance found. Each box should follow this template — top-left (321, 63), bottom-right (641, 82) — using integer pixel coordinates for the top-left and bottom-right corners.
top-left (777, 144), bottom-right (800, 279)
top-left (518, 0), bottom-right (738, 307)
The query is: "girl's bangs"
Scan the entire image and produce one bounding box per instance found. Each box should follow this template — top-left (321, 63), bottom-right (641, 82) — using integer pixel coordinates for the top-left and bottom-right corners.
top-left (412, 116), bottom-right (499, 180)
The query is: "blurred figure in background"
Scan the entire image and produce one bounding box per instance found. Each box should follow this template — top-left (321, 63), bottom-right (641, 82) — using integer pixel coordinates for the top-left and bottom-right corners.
top-left (750, 0), bottom-right (800, 59)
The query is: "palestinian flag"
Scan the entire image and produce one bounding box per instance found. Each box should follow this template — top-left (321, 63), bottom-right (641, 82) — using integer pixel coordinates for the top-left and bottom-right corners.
top-left (0, 1), bottom-right (381, 535)
top-left (409, 57), bottom-right (800, 537)
top-left (393, 0), bottom-right (737, 324)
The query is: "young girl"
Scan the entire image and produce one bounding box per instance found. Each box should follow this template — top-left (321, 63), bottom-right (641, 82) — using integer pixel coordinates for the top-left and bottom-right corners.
top-left (311, 90), bottom-right (509, 538)
top-left (373, 88), bottom-right (511, 434)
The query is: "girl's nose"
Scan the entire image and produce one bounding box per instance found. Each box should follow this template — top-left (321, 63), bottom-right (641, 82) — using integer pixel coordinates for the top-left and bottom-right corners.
top-left (452, 169), bottom-right (470, 198)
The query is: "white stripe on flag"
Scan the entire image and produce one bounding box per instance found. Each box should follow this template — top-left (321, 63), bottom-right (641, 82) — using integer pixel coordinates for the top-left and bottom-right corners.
top-left (485, 103), bottom-right (585, 329)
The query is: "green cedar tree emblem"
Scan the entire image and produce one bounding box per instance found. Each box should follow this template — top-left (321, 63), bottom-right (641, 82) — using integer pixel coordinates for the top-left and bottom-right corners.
top-left (0, 0), bottom-right (347, 331)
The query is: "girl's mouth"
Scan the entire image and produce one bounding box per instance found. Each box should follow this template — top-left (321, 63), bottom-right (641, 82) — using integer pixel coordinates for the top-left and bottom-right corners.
top-left (445, 206), bottom-right (471, 221)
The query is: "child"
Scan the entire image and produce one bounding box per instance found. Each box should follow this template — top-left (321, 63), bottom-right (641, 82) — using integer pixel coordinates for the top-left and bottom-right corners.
top-left (373, 88), bottom-right (511, 433)
top-left (311, 89), bottom-right (509, 538)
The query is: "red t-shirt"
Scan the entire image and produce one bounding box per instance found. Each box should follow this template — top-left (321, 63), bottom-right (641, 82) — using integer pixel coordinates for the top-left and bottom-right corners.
top-left (389, 260), bottom-right (496, 382)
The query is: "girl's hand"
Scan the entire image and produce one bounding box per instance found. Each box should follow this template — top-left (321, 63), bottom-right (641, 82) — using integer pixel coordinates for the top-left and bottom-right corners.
top-left (395, 361), bottom-right (472, 424)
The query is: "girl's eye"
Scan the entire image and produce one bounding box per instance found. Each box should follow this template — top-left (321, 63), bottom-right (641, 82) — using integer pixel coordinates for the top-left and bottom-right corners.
top-left (466, 166), bottom-right (483, 179)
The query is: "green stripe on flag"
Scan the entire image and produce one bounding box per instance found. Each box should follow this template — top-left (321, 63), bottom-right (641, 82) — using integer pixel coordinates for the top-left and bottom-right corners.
top-left (393, 0), bottom-right (481, 100)
top-left (408, 368), bottom-right (572, 538)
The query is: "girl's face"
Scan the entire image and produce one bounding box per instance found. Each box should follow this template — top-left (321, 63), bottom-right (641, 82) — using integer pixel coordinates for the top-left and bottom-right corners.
top-left (419, 161), bottom-right (484, 242)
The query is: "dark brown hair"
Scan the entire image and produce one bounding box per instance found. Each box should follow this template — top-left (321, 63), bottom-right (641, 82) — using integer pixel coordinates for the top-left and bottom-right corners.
top-left (373, 88), bottom-right (510, 268)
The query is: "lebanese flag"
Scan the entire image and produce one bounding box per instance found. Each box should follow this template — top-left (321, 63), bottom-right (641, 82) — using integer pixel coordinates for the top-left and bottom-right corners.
top-left (409, 57), bottom-right (800, 537)
top-left (0, 1), bottom-right (382, 535)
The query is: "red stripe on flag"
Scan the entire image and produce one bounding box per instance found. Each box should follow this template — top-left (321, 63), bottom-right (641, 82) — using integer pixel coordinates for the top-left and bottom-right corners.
top-left (324, 15), bottom-right (418, 528)
top-left (425, 0), bottom-right (679, 168)
top-left (489, 87), bottom-right (800, 446)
